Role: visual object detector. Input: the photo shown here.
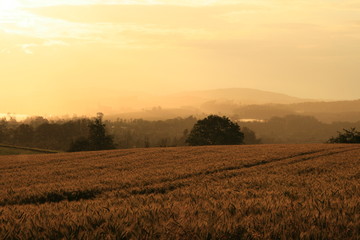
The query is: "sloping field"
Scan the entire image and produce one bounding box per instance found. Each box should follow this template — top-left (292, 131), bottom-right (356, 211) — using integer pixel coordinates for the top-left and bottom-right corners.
top-left (0, 144), bottom-right (59, 156)
top-left (0, 144), bottom-right (359, 239)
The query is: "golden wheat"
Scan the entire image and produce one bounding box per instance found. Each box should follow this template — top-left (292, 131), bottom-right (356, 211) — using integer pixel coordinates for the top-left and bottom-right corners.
top-left (0, 144), bottom-right (359, 239)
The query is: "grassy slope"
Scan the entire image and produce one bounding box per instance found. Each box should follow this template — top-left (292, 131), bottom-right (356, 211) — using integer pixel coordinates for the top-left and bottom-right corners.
top-left (0, 146), bottom-right (42, 155)
top-left (0, 144), bottom-right (59, 155)
top-left (0, 144), bottom-right (359, 239)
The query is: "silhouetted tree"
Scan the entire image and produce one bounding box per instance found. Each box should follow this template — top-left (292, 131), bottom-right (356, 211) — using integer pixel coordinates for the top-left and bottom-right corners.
top-left (158, 138), bottom-right (169, 147)
top-left (88, 113), bottom-right (116, 150)
top-left (112, 116), bottom-right (197, 148)
top-left (13, 124), bottom-right (34, 146)
top-left (68, 113), bottom-right (116, 152)
top-left (328, 128), bottom-right (360, 143)
top-left (242, 127), bottom-right (261, 144)
top-left (24, 116), bottom-right (49, 129)
top-left (0, 119), bottom-right (9, 143)
top-left (144, 136), bottom-right (150, 148)
top-left (186, 115), bottom-right (244, 146)
top-left (242, 115), bottom-right (329, 143)
top-left (68, 137), bottom-right (91, 152)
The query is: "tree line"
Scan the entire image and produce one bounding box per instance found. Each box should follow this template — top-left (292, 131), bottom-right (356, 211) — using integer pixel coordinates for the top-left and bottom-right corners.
top-left (0, 114), bottom-right (262, 151)
top-left (0, 115), bottom-right (199, 151)
top-left (241, 115), bottom-right (360, 144)
top-left (1, 114), bottom-right (358, 152)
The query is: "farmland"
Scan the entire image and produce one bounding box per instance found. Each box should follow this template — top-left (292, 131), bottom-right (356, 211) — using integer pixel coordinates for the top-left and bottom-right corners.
top-left (0, 144), bottom-right (59, 156)
top-left (0, 144), bottom-right (359, 239)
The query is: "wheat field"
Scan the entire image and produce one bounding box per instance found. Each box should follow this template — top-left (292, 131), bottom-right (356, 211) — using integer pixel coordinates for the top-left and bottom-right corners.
top-left (0, 144), bottom-right (359, 239)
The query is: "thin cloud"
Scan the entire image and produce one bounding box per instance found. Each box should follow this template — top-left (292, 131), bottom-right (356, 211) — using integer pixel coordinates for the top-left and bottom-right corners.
top-left (0, 48), bottom-right (11, 54)
top-left (17, 0), bottom-right (255, 8)
top-left (43, 39), bottom-right (69, 46)
top-left (20, 43), bottom-right (37, 54)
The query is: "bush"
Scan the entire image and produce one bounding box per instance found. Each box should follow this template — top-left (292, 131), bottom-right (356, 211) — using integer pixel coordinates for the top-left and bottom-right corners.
top-left (328, 128), bottom-right (360, 143)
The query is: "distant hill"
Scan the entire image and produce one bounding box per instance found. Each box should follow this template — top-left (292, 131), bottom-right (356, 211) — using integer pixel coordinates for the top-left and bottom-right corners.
top-left (232, 99), bottom-right (360, 123)
top-left (289, 100), bottom-right (360, 122)
top-left (107, 88), bottom-right (315, 120)
top-left (107, 89), bottom-right (360, 123)
top-left (166, 88), bottom-right (313, 105)
top-left (291, 99), bottom-right (360, 113)
top-left (110, 106), bottom-right (206, 121)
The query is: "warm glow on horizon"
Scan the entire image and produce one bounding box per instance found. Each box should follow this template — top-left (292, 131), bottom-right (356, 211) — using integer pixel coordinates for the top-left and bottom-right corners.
top-left (1, 0), bottom-right (360, 116)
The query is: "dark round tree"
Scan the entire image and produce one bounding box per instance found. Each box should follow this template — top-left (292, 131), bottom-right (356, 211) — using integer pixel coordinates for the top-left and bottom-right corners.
top-left (186, 115), bottom-right (244, 146)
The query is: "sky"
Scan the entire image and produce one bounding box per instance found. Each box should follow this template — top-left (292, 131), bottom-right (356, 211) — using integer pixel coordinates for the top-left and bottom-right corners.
top-left (1, 0), bottom-right (360, 116)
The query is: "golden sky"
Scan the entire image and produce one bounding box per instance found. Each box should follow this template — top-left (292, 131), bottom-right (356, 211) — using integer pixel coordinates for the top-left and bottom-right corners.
top-left (1, 0), bottom-right (360, 115)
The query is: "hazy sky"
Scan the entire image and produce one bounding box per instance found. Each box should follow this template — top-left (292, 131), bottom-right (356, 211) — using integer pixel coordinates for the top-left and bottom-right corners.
top-left (1, 0), bottom-right (360, 115)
